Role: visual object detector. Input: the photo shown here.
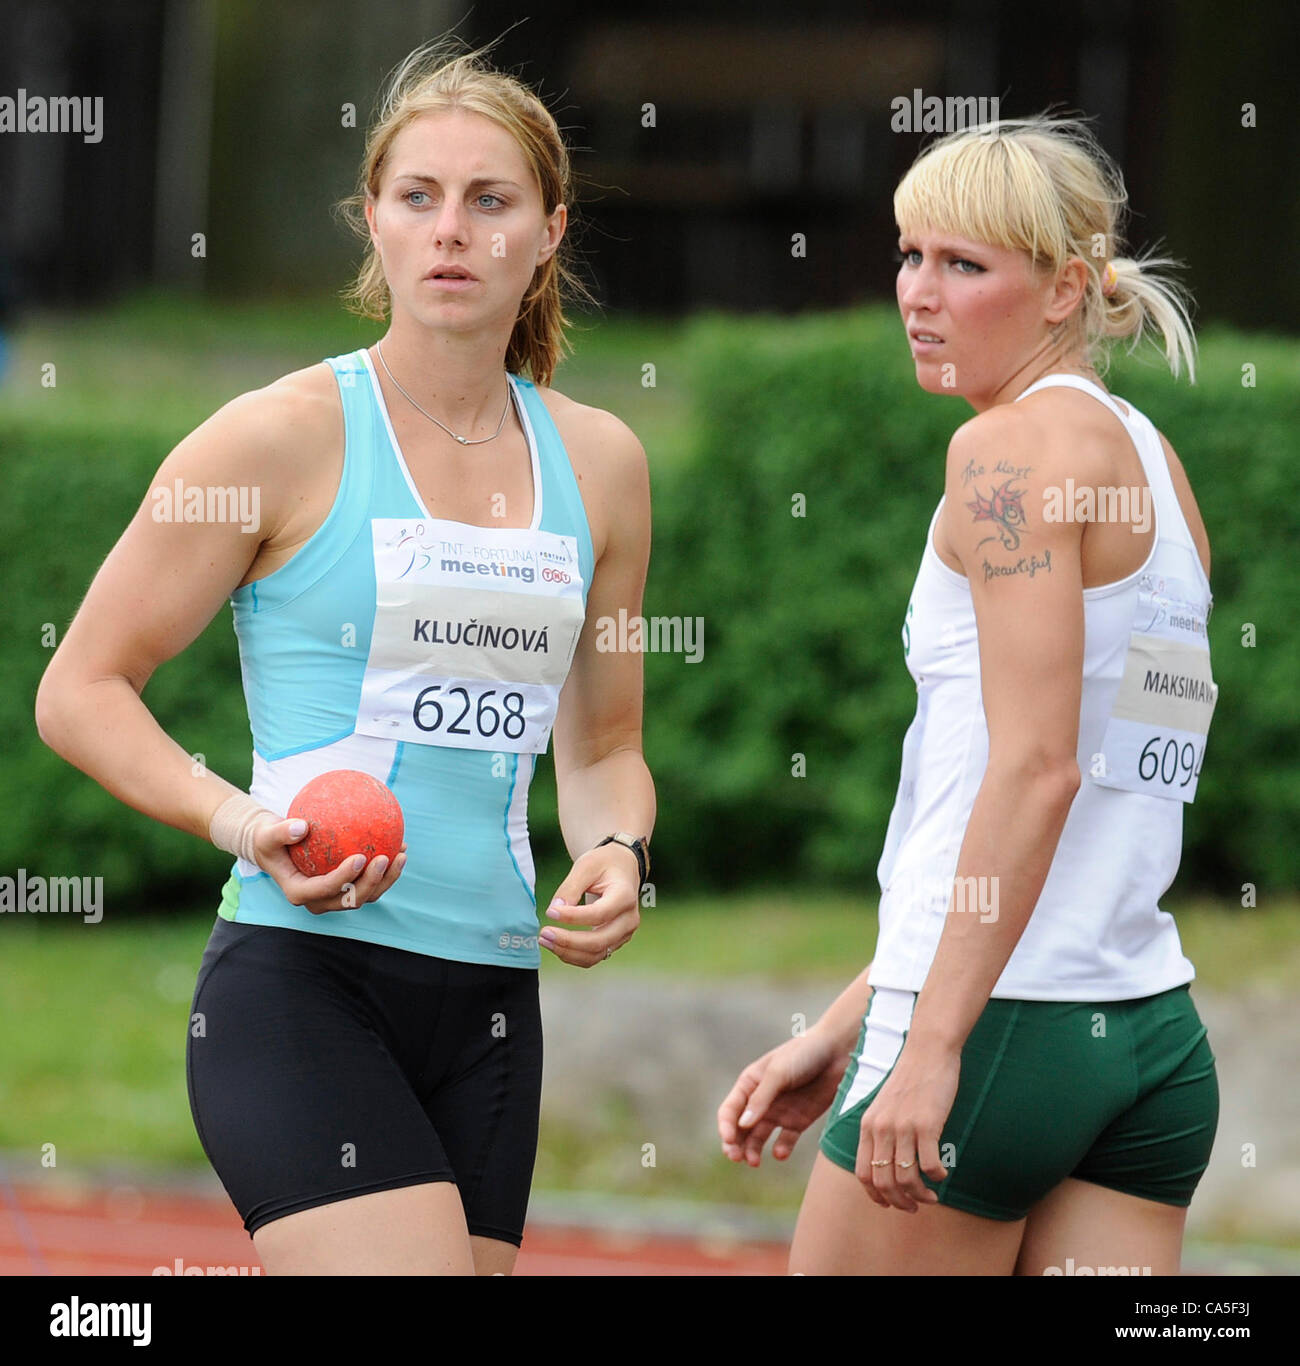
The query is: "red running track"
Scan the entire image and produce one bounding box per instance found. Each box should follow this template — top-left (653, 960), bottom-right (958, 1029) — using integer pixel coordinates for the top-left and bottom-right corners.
top-left (0, 1183), bottom-right (790, 1277)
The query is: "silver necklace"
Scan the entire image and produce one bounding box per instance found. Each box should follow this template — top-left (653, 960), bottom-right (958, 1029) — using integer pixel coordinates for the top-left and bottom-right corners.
top-left (375, 341), bottom-right (511, 445)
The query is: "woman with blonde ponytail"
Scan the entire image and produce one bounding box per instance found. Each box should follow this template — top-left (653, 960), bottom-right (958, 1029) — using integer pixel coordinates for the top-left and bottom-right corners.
top-left (37, 37), bottom-right (654, 1275)
top-left (721, 114), bottom-right (1220, 1276)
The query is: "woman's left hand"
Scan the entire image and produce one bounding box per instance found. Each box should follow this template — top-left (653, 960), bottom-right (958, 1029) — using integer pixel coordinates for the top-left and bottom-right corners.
top-left (855, 1043), bottom-right (961, 1212)
top-left (539, 843), bottom-right (642, 968)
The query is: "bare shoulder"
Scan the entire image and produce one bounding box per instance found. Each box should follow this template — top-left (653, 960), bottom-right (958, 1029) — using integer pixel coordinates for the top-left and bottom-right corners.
top-left (946, 401), bottom-right (1035, 469)
top-left (532, 385), bottom-right (644, 521)
top-left (533, 383), bottom-right (647, 480)
top-left (994, 387), bottom-right (1210, 574)
top-left (532, 384), bottom-right (648, 561)
top-left (947, 388), bottom-right (1110, 486)
top-left (256, 357), bottom-right (341, 416)
top-left (205, 360), bottom-right (341, 473)
top-left (164, 362), bottom-right (341, 545)
top-left (942, 397), bottom-right (1090, 578)
top-left (944, 400), bottom-right (1082, 516)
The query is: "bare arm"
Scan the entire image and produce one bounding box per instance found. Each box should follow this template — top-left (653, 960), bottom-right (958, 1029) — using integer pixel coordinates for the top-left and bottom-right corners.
top-left (811, 964), bottom-right (875, 1051)
top-left (540, 403), bottom-right (656, 964)
top-left (853, 409), bottom-right (1086, 1210)
top-left (905, 412), bottom-right (1085, 1055)
top-left (34, 372), bottom-right (403, 911)
top-left (551, 406), bottom-right (655, 854)
top-left (35, 385), bottom-right (296, 839)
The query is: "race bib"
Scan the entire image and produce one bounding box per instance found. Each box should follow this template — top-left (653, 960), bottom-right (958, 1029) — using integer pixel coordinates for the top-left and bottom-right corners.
top-left (1093, 572), bottom-right (1217, 803)
top-left (356, 519), bottom-right (585, 754)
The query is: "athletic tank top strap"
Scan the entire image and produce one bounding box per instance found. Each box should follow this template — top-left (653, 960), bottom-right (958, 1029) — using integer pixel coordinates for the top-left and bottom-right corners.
top-left (233, 351), bottom-right (376, 616)
top-left (1016, 372), bottom-right (1129, 420)
top-left (509, 375), bottom-right (596, 596)
top-left (1014, 373), bottom-right (1201, 567)
top-left (322, 348), bottom-right (379, 511)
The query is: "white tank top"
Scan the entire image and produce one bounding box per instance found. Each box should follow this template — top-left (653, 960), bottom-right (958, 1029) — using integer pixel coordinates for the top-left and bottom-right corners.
top-left (870, 374), bottom-right (1218, 1001)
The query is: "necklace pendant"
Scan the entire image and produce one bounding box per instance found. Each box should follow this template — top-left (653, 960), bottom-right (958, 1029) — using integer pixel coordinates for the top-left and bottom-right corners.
top-left (456, 434), bottom-right (468, 444)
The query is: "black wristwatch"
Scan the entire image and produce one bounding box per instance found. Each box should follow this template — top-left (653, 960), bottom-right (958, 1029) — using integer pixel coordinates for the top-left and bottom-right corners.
top-left (596, 831), bottom-right (650, 890)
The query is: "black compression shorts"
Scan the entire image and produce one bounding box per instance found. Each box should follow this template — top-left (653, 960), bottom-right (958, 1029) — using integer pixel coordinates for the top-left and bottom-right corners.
top-left (186, 916), bottom-right (543, 1244)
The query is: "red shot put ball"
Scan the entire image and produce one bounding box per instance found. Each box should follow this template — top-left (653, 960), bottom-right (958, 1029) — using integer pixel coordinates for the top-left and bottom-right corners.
top-left (286, 770), bottom-right (404, 877)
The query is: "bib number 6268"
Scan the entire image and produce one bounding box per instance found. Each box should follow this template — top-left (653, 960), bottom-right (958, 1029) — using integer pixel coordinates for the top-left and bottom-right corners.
top-left (413, 684), bottom-right (527, 741)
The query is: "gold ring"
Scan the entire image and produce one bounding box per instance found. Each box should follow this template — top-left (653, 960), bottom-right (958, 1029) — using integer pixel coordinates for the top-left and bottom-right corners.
top-left (869, 1159), bottom-right (891, 1168)
top-left (896, 1160), bottom-right (915, 1169)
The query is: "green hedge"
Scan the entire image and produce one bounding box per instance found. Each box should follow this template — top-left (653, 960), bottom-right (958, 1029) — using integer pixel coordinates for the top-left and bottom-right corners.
top-left (4, 309), bottom-right (1298, 912)
top-left (3, 412), bottom-right (251, 906)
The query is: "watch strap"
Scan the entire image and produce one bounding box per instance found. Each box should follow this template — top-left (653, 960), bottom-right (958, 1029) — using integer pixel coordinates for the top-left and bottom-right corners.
top-left (597, 832), bottom-right (649, 889)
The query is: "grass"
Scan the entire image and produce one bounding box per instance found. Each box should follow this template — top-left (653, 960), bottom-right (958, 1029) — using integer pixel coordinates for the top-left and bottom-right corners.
top-left (0, 914), bottom-right (209, 1165)
top-left (533, 877), bottom-right (1300, 994)
top-left (0, 890), bottom-right (1293, 1172)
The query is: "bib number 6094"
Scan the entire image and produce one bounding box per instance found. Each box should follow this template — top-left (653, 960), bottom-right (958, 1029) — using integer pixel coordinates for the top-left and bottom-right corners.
top-left (413, 684), bottom-right (527, 741)
top-left (1137, 735), bottom-right (1204, 790)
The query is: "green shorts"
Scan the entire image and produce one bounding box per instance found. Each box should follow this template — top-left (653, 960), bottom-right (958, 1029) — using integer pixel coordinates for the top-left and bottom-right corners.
top-left (819, 982), bottom-right (1218, 1221)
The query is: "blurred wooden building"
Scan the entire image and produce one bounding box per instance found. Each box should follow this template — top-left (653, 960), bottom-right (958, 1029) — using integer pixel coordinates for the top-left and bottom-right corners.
top-left (0, 0), bottom-right (1295, 329)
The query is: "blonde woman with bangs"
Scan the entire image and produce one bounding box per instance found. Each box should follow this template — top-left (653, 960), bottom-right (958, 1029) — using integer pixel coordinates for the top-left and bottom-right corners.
top-left (720, 115), bottom-right (1219, 1276)
top-left (36, 39), bottom-right (654, 1275)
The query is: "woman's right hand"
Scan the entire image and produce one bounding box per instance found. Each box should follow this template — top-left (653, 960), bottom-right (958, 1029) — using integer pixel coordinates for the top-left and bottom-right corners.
top-left (253, 816), bottom-right (408, 915)
top-left (717, 1026), bottom-right (850, 1168)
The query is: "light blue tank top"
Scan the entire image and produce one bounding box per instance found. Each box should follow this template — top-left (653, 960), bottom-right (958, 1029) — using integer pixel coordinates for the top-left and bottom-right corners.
top-left (216, 347), bottom-right (595, 968)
